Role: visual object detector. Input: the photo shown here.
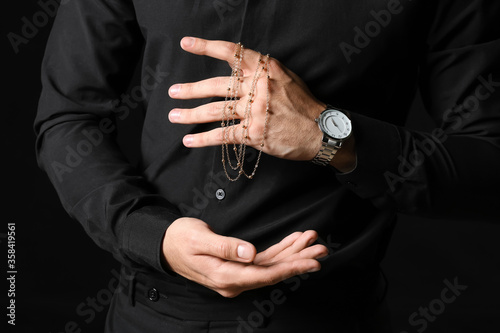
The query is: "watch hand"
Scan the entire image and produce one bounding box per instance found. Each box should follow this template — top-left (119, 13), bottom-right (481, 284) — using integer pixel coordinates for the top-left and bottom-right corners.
top-left (328, 118), bottom-right (343, 137)
top-left (330, 118), bottom-right (339, 128)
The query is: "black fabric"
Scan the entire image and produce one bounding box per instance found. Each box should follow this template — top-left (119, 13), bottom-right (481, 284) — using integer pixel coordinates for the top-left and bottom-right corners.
top-left (34, 0), bottom-right (500, 330)
top-left (104, 266), bottom-right (392, 333)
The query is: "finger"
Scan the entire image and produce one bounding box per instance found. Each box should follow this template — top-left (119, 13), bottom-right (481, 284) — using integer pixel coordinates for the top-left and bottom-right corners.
top-left (287, 230), bottom-right (319, 253)
top-left (169, 101), bottom-right (244, 124)
top-left (254, 232), bottom-right (303, 264)
top-left (169, 76), bottom-right (245, 100)
top-left (255, 232), bottom-right (324, 266)
top-left (194, 228), bottom-right (257, 263)
top-left (180, 37), bottom-right (262, 72)
top-left (235, 259), bottom-right (321, 290)
top-left (256, 244), bottom-right (329, 267)
top-left (183, 125), bottom-right (255, 148)
top-left (287, 244), bottom-right (329, 261)
top-left (268, 230), bottom-right (319, 263)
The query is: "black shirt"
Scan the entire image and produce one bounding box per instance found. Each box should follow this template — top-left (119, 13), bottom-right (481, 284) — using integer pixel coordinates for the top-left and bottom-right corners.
top-left (35, 0), bottom-right (500, 320)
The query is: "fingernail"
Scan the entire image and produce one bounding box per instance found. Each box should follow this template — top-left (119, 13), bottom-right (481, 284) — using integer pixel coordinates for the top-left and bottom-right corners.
top-left (183, 135), bottom-right (193, 147)
top-left (237, 245), bottom-right (252, 260)
top-left (169, 84), bottom-right (180, 96)
top-left (181, 37), bottom-right (195, 48)
top-left (307, 238), bottom-right (316, 246)
top-left (308, 267), bottom-right (320, 273)
top-left (169, 109), bottom-right (180, 122)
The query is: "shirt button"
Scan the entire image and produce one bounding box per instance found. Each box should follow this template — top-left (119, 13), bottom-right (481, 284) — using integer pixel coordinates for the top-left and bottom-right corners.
top-left (216, 189), bottom-right (226, 200)
top-left (148, 288), bottom-right (159, 302)
top-left (346, 181), bottom-right (357, 187)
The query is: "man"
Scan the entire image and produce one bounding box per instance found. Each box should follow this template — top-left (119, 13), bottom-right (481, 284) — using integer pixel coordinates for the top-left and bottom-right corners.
top-left (35, 0), bottom-right (500, 332)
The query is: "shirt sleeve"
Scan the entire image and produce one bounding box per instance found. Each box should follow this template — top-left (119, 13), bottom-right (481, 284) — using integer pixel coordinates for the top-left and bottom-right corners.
top-left (336, 0), bottom-right (500, 220)
top-left (34, 0), bottom-right (181, 273)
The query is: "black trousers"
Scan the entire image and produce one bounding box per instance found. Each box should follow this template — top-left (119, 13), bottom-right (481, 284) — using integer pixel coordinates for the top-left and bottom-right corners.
top-left (104, 268), bottom-right (393, 333)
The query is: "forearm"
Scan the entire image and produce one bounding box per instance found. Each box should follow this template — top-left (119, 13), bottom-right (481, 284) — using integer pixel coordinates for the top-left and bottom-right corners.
top-left (335, 111), bottom-right (500, 220)
top-left (36, 118), bottom-right (182, 271)
top-left (35, 0), bottom-right (182, 272)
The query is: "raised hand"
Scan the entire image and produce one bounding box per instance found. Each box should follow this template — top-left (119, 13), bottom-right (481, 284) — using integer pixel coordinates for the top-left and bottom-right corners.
top-left (168, 37), bottom-right (327, 161)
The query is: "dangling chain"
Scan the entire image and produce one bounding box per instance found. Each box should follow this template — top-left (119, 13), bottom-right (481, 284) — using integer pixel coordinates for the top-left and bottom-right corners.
top-left (221, 43), bottom-right (270, 181)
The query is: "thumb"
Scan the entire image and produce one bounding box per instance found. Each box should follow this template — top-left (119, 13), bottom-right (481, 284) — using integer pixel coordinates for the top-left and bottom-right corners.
top-left (202, 230), bottom-right (256, 263)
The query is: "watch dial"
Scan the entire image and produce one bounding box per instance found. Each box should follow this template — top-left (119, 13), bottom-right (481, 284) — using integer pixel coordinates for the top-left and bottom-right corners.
top-left (320, 110), bottom-right (352, 139)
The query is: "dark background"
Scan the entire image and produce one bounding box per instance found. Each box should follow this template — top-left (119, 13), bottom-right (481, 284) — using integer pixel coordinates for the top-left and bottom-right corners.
top-left (2, 1), bottom-right (499, 332)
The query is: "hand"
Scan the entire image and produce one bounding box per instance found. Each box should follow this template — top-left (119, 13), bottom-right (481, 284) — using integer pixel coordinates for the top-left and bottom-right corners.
top-left (168, 36), bottom-right (327, 161)
top-left (162, 217), bottom-right (328, 298)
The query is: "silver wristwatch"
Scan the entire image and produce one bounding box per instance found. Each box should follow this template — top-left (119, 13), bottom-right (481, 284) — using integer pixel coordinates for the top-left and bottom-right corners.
top-left (312, 105), bottom-right (352, 166)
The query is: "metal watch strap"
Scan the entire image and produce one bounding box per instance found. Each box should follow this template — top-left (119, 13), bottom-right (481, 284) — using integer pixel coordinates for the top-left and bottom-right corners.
top-left (312, 136), bottom-right (342, 166)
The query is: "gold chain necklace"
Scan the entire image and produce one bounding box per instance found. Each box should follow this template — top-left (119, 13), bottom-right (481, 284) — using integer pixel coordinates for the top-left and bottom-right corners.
top-left (221, 43), bottom-right (270, 181)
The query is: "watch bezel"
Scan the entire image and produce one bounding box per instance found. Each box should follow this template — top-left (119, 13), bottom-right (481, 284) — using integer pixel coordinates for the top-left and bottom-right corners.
top-left (317, 107), bottom-right (352, 141)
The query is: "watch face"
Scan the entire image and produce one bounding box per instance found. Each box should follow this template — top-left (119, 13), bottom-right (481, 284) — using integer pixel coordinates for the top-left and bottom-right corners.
top-left (319, 109), bottom-right (352, 140)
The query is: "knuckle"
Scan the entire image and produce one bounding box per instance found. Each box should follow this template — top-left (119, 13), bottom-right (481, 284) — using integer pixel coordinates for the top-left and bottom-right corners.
top-left (214, 76), bottom-right (224, 88)
top-left (267, 58), bottom-right (283, 77)
top-left (288, 261), bottom-right (303, 276)
top-left (209, 103), bottom-right (221, 117)
top-left (211, 274), bottom-right (235, 293)
top-left (190, 107), bottom-right (200, 121)
top-left (187, 230), bottom-right (202, 248)
top-left (218, 289), bottom-right (240, 298)
top-left (215, 241), bottom-right (233, 259)
top-left (196, 133), bottom-right (206, 146)
top-left (224, 41), bottom-right (237, 54)
top-left (197, 38), bottom-right (208, 53)
top-left (215, 128), bottom-right (224, 143)
top-left (185, 228), bottom-right (197, 242)
top-left (181, 83), bottom-right (193, 95)
top-left (214, 279), bottom-right (230, 291)
top-left (256, 77), bottom-right (268, 92)
top-left (251, 122), bottom-right (264, 136)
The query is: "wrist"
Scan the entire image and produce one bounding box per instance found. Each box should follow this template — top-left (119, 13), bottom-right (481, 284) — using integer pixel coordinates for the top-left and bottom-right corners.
top-left (311, 105), bottom-right (354, 169)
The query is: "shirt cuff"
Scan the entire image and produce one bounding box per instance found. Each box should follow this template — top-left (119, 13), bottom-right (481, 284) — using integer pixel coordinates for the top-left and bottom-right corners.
top-left (336, 112), bottom-right (401, 203)
top-left (121, 206), bottom-right (181, 273)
